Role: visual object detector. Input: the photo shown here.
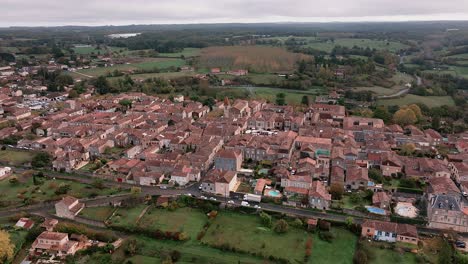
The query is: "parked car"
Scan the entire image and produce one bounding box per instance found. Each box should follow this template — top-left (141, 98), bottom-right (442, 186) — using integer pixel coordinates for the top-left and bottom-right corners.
top-left (227, 200), bottom-right (235, 204)
top-left (159, 186), bottom-right (167, 189)
top-left (209, 197), bottom-right (217, 201)
top-left (201, 196), bottom-right (207, 200)
top-left (254, 205), bottom-right (261, 209)
top-left (241, 201), bottom-right (250, 206)
top-left (455, 241), bottom-right (466, 248)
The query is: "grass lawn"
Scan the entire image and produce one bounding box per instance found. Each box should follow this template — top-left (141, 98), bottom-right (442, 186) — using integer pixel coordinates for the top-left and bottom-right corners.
top-left (240, 86), bottom-right (324, 105)
top-left (109, 205), bottom-right (147, 228)
top-left (0, 149), bottom-right (35, 166)
top-left (352, 86), bottom-right (403, 96)
top-left (79, 206), bottom-right (115, 222)
top-left (201, 211), bottom-right (311, 261)
top-left (76, 58), bottom-right (186, 77)
top-left (8, 229), bottom-right (28, 258)
top-left (0, 175), bottom-right (124, 208)
top-left (126, 255), bottom-right (161, 264)
top-left (138, 207), bottom-right (207, 239)
top-left (158, 48), bottom-right (201, 58)
top-left (362, 241), bottom-right (418, 264)
top-left (378, 94), bottom-right (455, 107)
top-left (126, 235), bottom-right (267, 264)
top-left (133, 59), bottom-right (186, 71)
top-left (308, 228), bottom-right (358, 264)
top-left (109, 71), bottom-right (196, 83)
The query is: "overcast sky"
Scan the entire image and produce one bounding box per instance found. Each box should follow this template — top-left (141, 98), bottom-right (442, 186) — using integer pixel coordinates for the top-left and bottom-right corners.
top-left (1, 0), bottom-right (468, 27)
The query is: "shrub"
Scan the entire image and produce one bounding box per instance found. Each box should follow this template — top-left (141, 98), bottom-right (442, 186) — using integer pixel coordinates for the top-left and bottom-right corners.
top-left (318, 220), bottom-right (331, 231)
top-left (291, 218), bottom-right (303, 228)
top-left (318, 231), bottom-right (335, 242)
top-left (259, 211), bottom-right (272, 228)
top-left (353, 249), bottom-right (368, 264)
top-left (273, 219), bottom-right (289, 233)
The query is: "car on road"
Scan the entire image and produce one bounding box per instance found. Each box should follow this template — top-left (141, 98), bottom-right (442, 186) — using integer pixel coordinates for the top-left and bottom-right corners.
top-left (254, 205), bottom-right (261, 209)
top-left (227, 200), bottom-right (235, 204)
top-left (241, 201), bottom-right (250, 206)
top-left (201, 196), bottom-right (207, 200)
top-left (463, 192), bottom-right (468, 197)
top-left (209, 197), bottom-right (217, 201)
top-left (159, 186), bottom-right (167, 189)
top-left (185, 193), bottom-right (192, 197)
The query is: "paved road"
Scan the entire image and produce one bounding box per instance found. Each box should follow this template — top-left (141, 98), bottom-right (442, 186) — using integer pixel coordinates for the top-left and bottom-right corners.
top-left (378, 88), bottom-right (410, 99)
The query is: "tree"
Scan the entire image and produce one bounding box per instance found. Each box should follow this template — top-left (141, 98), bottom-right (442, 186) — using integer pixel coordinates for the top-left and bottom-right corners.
top-left (273, 219), bottom-right (289, 233)
top-left (393, 108), bottom-right (417, 126)
top-left (0, 230), bottom-right (14, 263)
top-left (399, 143), bottom-right (416, 156)
top-left (330, 183), bottom-right (344, 200)
top-left (259, 212), bottom-right (272, 228)
top-left (31, 152), bottom-right (52, 168)
top-left (55, 74), bottom-right (74, 89)
top-left (372, 106), bottom-right (392, 124)
top-left (301, 95), bottom-right (310, 106)
top-left (368, 168), bottom-right (383, 183)
top-left (68, 90), bottom-right (79, 98)
top-left (275, 93), bottom-right (286, 106)
top-left (407, 104), bottom-right (422, 120)
top-left (95, 76), bottom-right (111, 95)
top-left (119, 99), bottom-right (133, 112)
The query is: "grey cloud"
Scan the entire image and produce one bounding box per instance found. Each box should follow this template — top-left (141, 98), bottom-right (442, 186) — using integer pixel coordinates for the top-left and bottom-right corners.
top-left (1, 0), bottom-right (468, 26)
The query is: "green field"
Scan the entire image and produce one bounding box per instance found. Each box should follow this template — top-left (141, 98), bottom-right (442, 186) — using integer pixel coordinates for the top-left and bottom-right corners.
top-left (0, 150), bottom-right (35, 166)
top-left (363, 241), bottom-right (418, 264)
top-left (158, 48), bottom-right (201, 57)
top-left (447, 53), bottom-right (468, 59)
top-left (109, 205), bottom-right (148, 227)
top-left (109, 71), bottom-right (196, 82)
top-left (201, 212), bottom-right (357, 263)
top-left (76, 58), bottom-right (186, 77)
top-left (423, 65), bottom-right (468, 78)
top-left (378, 94), bottom-right (455, 107)
top-left (0, 175), bottom-right (124, 208)
top-left (352, 86), bottom-right (403, 96)
top-left (309, 228), bottom-right (357, 264)
top-left (125, 236), bottom-right (266, 264)
top-left (79, 206), bottom-right (115, 222)
top-left (138, 207), bottom-right (206, 239)
top-left (73, 46), bottom-right (126, 55)
top-left (241, 86), bottom-right (324, 105)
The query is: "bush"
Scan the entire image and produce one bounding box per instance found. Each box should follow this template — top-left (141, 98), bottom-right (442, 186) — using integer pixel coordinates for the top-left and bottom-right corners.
top-left (259, 212), bottom-right (272, 228)
top-left (273, 219), bottom-right (289, 234)
top-left (291, 218), bottom-right (303, 228)
top-left (353, 249), bottom-right (368, 264)
top-left (318, 220), bottom-right (331, 231)
top-left (318, 231), bottom-right (335, 242)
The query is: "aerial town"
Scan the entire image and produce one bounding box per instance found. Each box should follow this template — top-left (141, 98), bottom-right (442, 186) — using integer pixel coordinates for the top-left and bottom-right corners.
top-left (1, 12), bottom-right (468, 264)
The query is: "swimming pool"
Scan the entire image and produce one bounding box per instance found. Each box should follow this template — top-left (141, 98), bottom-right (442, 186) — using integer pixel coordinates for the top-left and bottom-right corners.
top-left (365, 206), bottom-right (386, 215)
top-left (267, 190), bottom-right (281, 197)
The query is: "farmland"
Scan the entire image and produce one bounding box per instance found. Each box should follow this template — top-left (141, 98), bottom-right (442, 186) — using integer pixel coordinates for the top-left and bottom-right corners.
top-left (79, 206), bottom-right (115, 222)
top-left (75, 58), bottom-right (186, 77)
top-left (103, 205), bottom-right (358, 263)
top-left (0, 149), bottom-right (35, 166)
top-left (378, 94), bottom-right (455, 107)
top-left (0, 174), bottom-right (125, 208)
top-left (158, 48), bottom-right (201, 57)
top-left (198, 46), bottom-right (312, 72)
